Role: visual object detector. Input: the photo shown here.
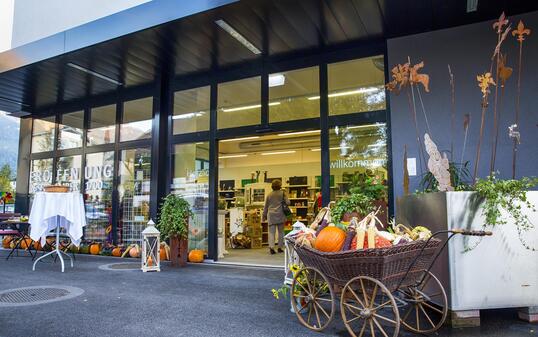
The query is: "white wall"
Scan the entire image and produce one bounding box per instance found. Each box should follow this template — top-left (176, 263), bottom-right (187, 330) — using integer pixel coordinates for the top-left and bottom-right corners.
top-left (10, 0), bottom-right (150, 49)
top-left (0, 0), bottom-right (14, 52)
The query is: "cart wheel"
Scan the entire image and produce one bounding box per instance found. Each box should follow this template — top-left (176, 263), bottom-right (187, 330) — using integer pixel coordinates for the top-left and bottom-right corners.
top-left (290, 267), bottom-right (335, 331)
top-left (340, 276), bottom-right (400, 337)
top-left (398, 270), bottom-right (448, 333)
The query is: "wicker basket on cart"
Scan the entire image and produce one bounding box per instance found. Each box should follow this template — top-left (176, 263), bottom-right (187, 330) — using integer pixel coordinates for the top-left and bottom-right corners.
top-left (287, 237), bottom-right (441, 292)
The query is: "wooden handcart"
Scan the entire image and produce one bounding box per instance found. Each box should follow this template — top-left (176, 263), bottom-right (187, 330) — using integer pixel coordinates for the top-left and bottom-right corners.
top-left (286, 229), bottom-right (492, 337)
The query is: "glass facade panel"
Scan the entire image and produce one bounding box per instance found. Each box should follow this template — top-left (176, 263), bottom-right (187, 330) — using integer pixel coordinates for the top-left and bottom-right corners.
top-left (218, 76), bottom-right (261, 129)
top-left (269, 66), bottom-right (319, 123)
top-left (88, 104), bottom-right (116, 146)
top-left (84, 151), bottom-right (114, 243)
top-left (121, 97), bottom-right (153, 142)
top-left (56, 155), bottom-right (82, 191)
top-left (118, 148), bottom-right (151, 245)
top-left (58, 110), bottom-right (84, 149)
top-left (328, 56), bottom-right (386, 116)
top-left (329, 123), bottom-right (388, 219)
top-left (29, 158), bottom-right (53, 194)
top-left (171, 142), bottom-right (209, 252)
top-left (31, 116), bottom-right (56, 153)
top-left (173, 86), bottom-right (210, 134)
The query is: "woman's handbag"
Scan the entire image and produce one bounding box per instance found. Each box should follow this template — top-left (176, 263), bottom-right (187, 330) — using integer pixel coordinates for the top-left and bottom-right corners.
top-left (281, 191), bottom-right (292, 218)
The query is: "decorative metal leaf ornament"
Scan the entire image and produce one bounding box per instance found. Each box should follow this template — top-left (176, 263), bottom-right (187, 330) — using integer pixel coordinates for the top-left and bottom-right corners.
top-left (385, 62), bottom-right (410, 94)
top-left (424, 133), bottom-right (453, 192)
top-left (493, 12), bottom-right (509, 33)
top-left (498, 54), bottom-right (513, 86)
top-left (477, 72), bottom-right (496, 98)
top-left (512, 20), bottom-right (531, 42)
top-left (409, 61), bottom-right (430, 92)
top-left (509, 124), bottom-right (521, 144)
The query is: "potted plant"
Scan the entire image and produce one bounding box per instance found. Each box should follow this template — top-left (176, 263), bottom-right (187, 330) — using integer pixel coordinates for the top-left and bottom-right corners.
top-left (348, 172), bottom-right (388, 225)
top-left (157, 194), bottom-right (192, 267)
top-left (331, 193), bottom-right (375, 223)
top-left (389, 13), bottom-right (538, 324)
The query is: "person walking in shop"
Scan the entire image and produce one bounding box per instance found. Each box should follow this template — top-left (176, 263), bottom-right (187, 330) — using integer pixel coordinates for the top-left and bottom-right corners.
top-left (263, 179), bottom-right (290, 255)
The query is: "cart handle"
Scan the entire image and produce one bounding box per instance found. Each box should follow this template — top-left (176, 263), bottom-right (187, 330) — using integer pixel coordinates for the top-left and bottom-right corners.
top-left (450, 229), bottom-right (493, 236)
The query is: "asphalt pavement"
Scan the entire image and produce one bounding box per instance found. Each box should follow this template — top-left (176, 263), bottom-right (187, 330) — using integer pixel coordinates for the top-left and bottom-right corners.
top-left (0, 250), bottom-right (535, 337)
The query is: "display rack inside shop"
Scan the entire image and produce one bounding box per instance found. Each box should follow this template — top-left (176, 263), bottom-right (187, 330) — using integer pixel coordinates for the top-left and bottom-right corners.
top-left (220, 175), bottom-right (321, 249)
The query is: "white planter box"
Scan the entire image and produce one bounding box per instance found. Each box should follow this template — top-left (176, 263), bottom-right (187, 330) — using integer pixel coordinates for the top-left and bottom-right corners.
top-left (397, 191), bottom-right (538, 311)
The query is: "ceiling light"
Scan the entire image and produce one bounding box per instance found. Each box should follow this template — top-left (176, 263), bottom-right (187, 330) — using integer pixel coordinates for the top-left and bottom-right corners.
top-left (215, 19), bottom-right (261, 55)
top-left (261, 150), bottom-right (296, 156)
top-left (307, 87), bottom-right (380, 100)
top-left (220, 136), bottom-right (260, 143)
top-left (219, 154), bottom-right (248, 159)
top-left (278, 130), bottom-right (320, 137)
top-left (172, 112), bottom-right (204, 120)
top-left (67, 62), bottom-right (123, 86)
top-left (347, 123), bottom-right (385, 130)
top-left (310, 146), bottom-right (350, 152)
top-left (222, 102), bottom-right (279, 112)
top-left (269, 74), bottom-right (285, 87)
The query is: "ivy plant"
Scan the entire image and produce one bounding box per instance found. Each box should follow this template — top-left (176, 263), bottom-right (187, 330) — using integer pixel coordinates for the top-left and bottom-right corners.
top-left (157, 194), bottom-right (193, 240)
top-left (474, 174), bottom-right (538, 250)
top-left (331, 193), bottom-right (375, 223)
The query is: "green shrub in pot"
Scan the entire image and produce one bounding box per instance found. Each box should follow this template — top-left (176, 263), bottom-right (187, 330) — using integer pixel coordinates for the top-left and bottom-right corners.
top-left (331, 193), bottom-right (375, 223)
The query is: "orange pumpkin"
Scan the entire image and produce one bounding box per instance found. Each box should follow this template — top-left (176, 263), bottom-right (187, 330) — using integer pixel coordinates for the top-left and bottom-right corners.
top-left (20, 238), bottom-right (33, 250)
top-left (147, 256), bottom-right (153, 266)
top-left (89, 243), bottom-right (101, 255)
top-left (33, 241), bottom-right (43, 251)
top-left (111, 247), bottom-right (122, 257)
top-left (129, 246), bottom-right (140, 258)
top-left (315, 226), bottom-right (346, 252)
top-left (188, 249), bottom-right (204, 263)
top-left (2, 236), bottom-right (12, 249)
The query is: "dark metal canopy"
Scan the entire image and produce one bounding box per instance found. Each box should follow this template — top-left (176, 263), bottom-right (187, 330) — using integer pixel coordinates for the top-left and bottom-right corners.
top-left (0, 0), bottom-right (536, 114)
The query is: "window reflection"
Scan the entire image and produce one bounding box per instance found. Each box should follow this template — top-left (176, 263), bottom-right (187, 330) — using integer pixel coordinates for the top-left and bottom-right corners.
top-left (172, 142), bottom-right (209, 252)
top-left (56, 155), bottom-right (82, 191)
top-left (269, 66), bottom-right (319, 123)
top-left (218, 77), bottom-right (261, 129)
top-left (31, 116), bottom-right (56, 153)
top-left (29, 158), bottom-right (53, 194)
top-left (88, 104), bottom-right (116, 146)
top-left (118, 148), bottom-right (152, 245)
top-left (58, 111), bottom-right (84, 149)
top-left (328, 56), bottom-right (386, 116)
top-left (84, 152), bottom-right (114, 243)
top-left (173, 86), bottom-right (210, 134)
top-left (121, 97), bottom-right (153, 142)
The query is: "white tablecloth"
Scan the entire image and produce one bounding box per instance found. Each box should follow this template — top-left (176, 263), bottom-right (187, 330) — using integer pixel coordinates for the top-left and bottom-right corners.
top-left (29, 192), bottom-right (86, 246)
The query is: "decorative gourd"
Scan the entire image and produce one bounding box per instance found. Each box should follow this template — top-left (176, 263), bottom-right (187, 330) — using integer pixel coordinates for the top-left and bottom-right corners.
top-left (89, 243), bottom-right (101, 255)
top-left (188, 249), bottom-right (204, 263)
top-left (19, 238), bottom-right (33, 249)
top-left (111, 247), bottom-right (122, 257)
top-left (129, 245), bottom-right (140, 258)
top-left (314, 227), bottom-right (346, 252)
top-left (79, 244), bottom-right (90, 254)
top-left (159, 243), bottom-right (169, 261)
top-left (147, 256), bottom-right (154, 266)
top-left (2, 236), bottom-right (12, 249)
top-left (69, 244), bottom-right (79, 253)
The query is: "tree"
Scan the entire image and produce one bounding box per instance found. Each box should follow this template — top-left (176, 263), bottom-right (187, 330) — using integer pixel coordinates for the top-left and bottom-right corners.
top-left (0, 164), bottom-right (14, 193)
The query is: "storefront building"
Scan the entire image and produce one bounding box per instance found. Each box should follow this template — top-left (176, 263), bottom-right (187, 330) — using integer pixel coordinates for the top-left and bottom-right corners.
top-left (2, 1), bottom-right (537, 261)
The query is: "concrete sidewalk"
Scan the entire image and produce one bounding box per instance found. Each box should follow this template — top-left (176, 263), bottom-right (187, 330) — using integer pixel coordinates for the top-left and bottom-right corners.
top-left (0, 250), bottom-right (535, 337)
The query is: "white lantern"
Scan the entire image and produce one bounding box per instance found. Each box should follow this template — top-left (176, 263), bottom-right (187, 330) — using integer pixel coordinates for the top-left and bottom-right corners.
top-left (141, 219), bottom-right (160, 272)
